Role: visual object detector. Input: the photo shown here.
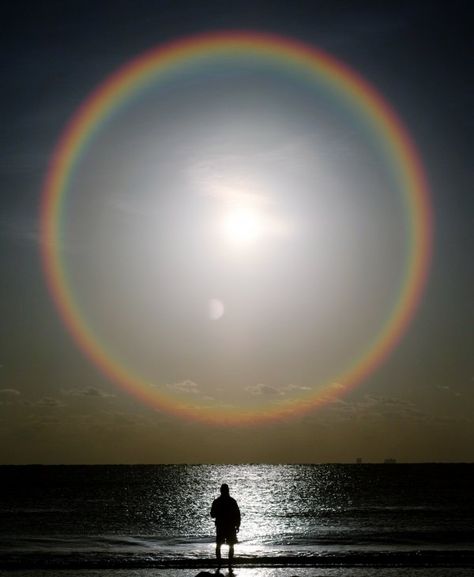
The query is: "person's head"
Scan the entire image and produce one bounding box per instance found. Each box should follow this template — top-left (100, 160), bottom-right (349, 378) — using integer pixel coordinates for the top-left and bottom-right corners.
top-left (220, 483), bottom-right (229, 496)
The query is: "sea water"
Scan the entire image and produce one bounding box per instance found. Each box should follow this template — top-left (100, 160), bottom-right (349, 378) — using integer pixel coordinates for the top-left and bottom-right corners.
top-left (1, 464), bottom-right (473, 576)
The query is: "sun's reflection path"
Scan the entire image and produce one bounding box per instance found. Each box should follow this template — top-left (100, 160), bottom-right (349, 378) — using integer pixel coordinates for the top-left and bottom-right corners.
top-left (206, 464), bottom-right (335, 549)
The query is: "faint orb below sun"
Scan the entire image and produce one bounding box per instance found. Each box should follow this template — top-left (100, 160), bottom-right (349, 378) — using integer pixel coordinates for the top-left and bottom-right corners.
top-left (208, 298), bottom-right (225, 320)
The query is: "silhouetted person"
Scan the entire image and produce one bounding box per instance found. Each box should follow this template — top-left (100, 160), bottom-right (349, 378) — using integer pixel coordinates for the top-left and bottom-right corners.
top-left (210, 483), bottom-right (240, 572)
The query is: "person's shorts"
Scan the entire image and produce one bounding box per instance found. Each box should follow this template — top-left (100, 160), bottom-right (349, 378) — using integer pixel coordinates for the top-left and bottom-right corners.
top-left (216, 524), bottom-right (238, 545)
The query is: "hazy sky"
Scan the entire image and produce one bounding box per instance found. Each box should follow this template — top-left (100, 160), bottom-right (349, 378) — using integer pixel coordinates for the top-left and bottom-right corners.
top-left (1, 0), bottom-right (472, 463)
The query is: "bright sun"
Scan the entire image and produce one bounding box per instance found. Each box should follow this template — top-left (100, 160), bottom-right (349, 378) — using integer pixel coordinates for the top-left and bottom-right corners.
top-left (221, 206), bottom-right (264, 247)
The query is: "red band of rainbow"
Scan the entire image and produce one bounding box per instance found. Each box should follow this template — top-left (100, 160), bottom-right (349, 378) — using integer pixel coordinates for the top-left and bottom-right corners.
top-left (40, 31), bottom-right (433, 425)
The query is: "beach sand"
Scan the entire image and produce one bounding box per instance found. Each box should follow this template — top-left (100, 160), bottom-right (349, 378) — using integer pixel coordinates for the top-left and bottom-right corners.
top-left (2, 568), bottom-right (474, 577)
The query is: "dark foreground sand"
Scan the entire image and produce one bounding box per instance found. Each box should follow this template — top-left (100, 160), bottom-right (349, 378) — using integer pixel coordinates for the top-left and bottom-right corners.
top-left (2, 569), bottom-right (474, 577)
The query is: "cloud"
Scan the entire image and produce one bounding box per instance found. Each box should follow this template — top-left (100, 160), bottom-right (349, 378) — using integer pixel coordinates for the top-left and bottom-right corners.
top-left (34, 397), bottom-right (66, 408)
top-left (282, 383), bottom-right (312, 394)
top-left (186, 156), bottom-right (272, 210)
top-left (359, 395), bottom-right (426, 419)
top-left (0, 388), bottom-right (22, 406)
top-left (166, 380), bottom-right (200, 395)
top-left (435, 385), bottom-right (462, 397)
top-left (62, 386), bottom-right (115, 399)
top-left (313, 394), bottom-right (428, 423)
top-left (245, 383), bottom-right (312, 397)
top-left (0, 215), bottom-right (39, 244)
top-left (27, 415), bottom-right (61, 429)
top-left (0, 388), bottom-right (21, 396)
top-left (245, 383), bottom-right (280, 396)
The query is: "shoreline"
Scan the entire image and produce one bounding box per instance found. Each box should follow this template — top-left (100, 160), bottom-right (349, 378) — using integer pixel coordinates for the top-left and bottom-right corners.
top-left (2, 568), bottom-right (474, 577)
top-left (2, 550), bottom-right (474, 570)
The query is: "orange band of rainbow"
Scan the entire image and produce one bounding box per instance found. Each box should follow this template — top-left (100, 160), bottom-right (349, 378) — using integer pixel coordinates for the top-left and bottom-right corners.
top-left (40, 31), bottom-right (432, 425)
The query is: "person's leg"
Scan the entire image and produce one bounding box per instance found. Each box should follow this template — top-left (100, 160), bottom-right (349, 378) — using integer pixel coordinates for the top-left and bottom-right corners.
top-left (228, 544), bottom-right (234, 570)
top-left (216, 543), bottom-right (222, 570)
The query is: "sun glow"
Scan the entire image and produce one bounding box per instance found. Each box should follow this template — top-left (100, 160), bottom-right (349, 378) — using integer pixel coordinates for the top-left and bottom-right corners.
top-left (221, 205), bottom-right (265, 247)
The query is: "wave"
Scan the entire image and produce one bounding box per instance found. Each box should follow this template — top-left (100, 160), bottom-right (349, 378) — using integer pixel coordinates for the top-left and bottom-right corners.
top-left (2, 535), bottom-right (474, 570)
top-left (3, 528), bottom-right (474, 551)
top-left (1, 550), bottom-right (474, 570)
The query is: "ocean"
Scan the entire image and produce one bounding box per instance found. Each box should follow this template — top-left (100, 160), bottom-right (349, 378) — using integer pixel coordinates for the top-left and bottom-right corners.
top-left (1, 464), bottom-right (473, 577)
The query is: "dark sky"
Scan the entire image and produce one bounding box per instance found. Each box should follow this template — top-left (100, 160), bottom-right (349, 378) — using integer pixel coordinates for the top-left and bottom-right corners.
top-left (0, 0), bottom-right (472, 464)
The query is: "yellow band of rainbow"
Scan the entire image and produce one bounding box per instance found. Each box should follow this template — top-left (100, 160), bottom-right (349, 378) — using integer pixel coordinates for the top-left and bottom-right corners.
top-left (40, 31), bottom-right (433, 425)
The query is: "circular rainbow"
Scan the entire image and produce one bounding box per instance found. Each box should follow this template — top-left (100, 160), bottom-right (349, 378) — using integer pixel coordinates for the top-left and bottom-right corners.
top-left (40, 31), bottom-right (433, 425)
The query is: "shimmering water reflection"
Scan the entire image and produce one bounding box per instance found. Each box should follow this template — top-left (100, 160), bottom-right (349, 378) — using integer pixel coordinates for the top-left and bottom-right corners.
top-left (1, 464), bottom-right (473, 571)
top-left (205, 464), bottom-right (335, 545)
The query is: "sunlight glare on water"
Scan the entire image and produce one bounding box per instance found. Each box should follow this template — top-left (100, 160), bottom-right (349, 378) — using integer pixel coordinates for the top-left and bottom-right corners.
top-left (1, 464), bottom-right (474, 572)
top-left (206, 464), bottom-right (334, 552)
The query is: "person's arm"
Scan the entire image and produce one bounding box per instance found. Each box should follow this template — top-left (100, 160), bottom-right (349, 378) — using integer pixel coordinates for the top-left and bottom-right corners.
top-left (210, 499), bottom-right (217, 518)
top-left (235, 502), bottom-right (241, 530)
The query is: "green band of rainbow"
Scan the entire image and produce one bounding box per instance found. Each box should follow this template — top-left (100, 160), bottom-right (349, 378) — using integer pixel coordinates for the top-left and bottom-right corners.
top-left (40, 31), bottom-right (432, 425)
